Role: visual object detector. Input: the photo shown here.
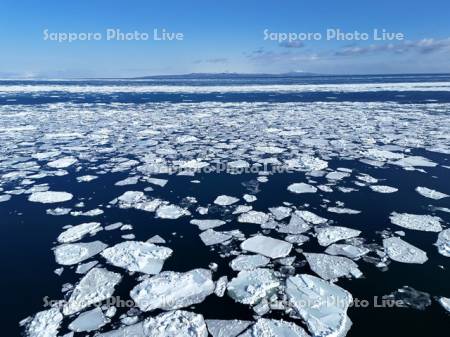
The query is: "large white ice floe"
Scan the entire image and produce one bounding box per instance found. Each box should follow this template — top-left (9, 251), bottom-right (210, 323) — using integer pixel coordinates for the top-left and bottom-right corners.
top-left (303, 253), bottom-right (363, 280)
top-left (325, 244), bottom-right (369, 260)
top-left (239, 318), bottom-right (309, 337)
top-left (214, 195), bottom-right (240, 206)
top-left (383, 237), bottom-right (428, 264)
top-left (241, 235), bottom-right (292, 259)
top-left (130, 268), bottom-right (215, 311)
top-left (438, 297), bottom-right (450, 313)
top-left (315, 226), bottom-right (361, 247)
top-left (206, 319), bottom-right (252, 337)
top-left (101, 241), bottom-right (173, 274)
top-left (25, 308), bottom-right (63, 337)
top-left (63, 268), bottom-right (122, 315)
top-left (286, 274), bottom-right (352, 337)
top-left (68, 307), bottom-right (108, 332)
top-left (230, 254), bottom-right (270, 271)
top-left (199, 229), bottom-right (232, 246)
top-left (287, 183), bottom-right (318, 194)
top-left (54, 241), bottom-right (107, 265)
top-left (435, 228), bottom-right (450, 257)
top-left (28, 191), bottom-right (73, 203)
top-left (156, 204), bottom-right (190, 219)
top-left (415, 186), bottom-right (448, 200)
top-left (297, 210), bottom-right (328, 225)
top-left (143, 310), bottom-right (208, 337)
top-left (389, 212), bottom-right (443, 232)
top-left (191, 219), bottom-right (226, 230)
top-left (392, 156), bottom-right (437, 168)
top-left (370, 185), bottom-right (398, 193)
top-left (57, 222), bottom-right (102, 243)
top-left (238, 211), bottom-right (270, 225)
top-left (47, 156), bottom-right (77, 169)
top-left (227, 268), bottom-right (280, 305)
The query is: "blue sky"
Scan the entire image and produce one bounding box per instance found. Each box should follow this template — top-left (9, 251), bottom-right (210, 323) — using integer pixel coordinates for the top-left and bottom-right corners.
top-left (0, 0), bottom-right (449, 77)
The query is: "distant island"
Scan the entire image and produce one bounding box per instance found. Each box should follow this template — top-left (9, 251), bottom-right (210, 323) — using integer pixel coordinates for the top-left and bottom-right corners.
top-left (132, 72), bottom-right (319, 79)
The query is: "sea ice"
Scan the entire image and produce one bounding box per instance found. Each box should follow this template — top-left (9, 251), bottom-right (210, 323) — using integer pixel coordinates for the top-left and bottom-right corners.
top-left (297, 210), bottom-right (328, 224)
top-left (206, 319), bottom-right (252, 337)
top-left (383, 237), bottom-right (428, 264)
top-left (230, 255), bottom-right (270, 271)
top-left (325, 244), bottom-right (369, 259)
top-left (435, 228), bottom-right (450, 257)
top-left (143, 310), bottom-right (208, 337)
top-left (101, 241), bottom-right (173, 274)
top-left (239, 318), bottom-right (309, 337)
top-left (199, 229), bottom-right (232, 246)
top-left (130, 269), bottom-right (215, 311)
top-left (63, 268), bottom-right (122, 315)
top-left (415, 186), bottom-right (448, 200)
top-left (286, 274), bottom-right (352, 337)
top-left (389, 212), bottom-right (443, 232)
top-left (370, 185), bottom-right (398, 193)
top-left (214, 195), bottom-right (240, 206)
top-left (287, 183), bottom-right (317, 194)
top-left (238, 211), bottom-right (270, 225)
top-left (241, 235), bottom-right (292, 259)
top-left (156, 204), bottom-right (190, 219)
top-left (29, 191), bottom-right (73, 203)
top-left (438, 297), bottom-right (450, 313)
top-left (190, 219), bottom-right (226, 230)
top-left (227, 268), bottom-right (279, 305)
top-left (54, 241), bottom-right (107, 265)
top-left (315, 226), bottom-right (361, 246)
top-left (25, 308), bottom-right (63, 337)
top-left (68, 307), bottom-right (108, 332)
top-left (47, 157), bottom-right (77, 169)
top-left (57, 222), bottom-right (102, 243)
top-left (304, 253), bottom-right (363, 280)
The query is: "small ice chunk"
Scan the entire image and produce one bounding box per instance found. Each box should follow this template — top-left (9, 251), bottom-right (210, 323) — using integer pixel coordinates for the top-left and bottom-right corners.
top-left (389, 212), bottom-right (442, 232)
top-left (214, 276), bottom-right (228, 297)
top-left (233, 205), bottom-right (253, 214)
top-left (146, 177), bottom-right (168, 187)
top-left (269, 206), bottom-right (292, 220)
top-left (297, 210), bottom-right (328, 224)
top-left (230, 255), bottom-right (270, 271)
top-left (325, 244), bottom-right (369, 259)
top-left (54, 241), bottom-right (107, 265)
top-left (285, 234), bottom-right (310, 245)
top-left (114, 177), bottom-right (139, 186)
top-left (29, 191), bottom-right (73, 203)
top-left (370, 185), bottom-right (398, 193)
top-left (206, 319), bottom-right (251, 337)
top-left (214, 195), bottom-right (239, 206)
top-left (156, 204), bottom-right (190, 219)
top-left (101, 241), bottom-right (173, 274)
top-left (227, 268), bottom-right (279, 305)
top-left (199, 229), bottom-right (232, 246)
top-left (143, 310), bottom-right (208, 337)
top-left (25, 308), bottom-right (63, 337)
top-left (238, 211), bottom-right (269, 225)
top-left (130, 269), bottom-right (214, 311)
top-left (243, 194), bottom-right (257, 203)
top-left (286, 274), bottom-right (352, 337)
top-left (76, 261), bottom-right (98, 274)
top-left (147, 235), bottom-right (166, 244)
top-left (287, 183), bottom-right (317, 194)
top-left (327, 207), bottom-right (361, 214)
top-left (63, 268), bottom-right (121, 315)
top-left (0, 194), bottom-right (11, 202)
top-left (435, 228), bottom-right (450, 257)
top-left (47, 157), bottom-right (77, 169)
top-left (415, 186), bottom-right (448, 200)
top-left (241, 235), bottom-right (292, 259)
top-left (383, 237), bottom-right (428, 264)
top-left (190, 219), bottom-right (226, 230)
top-left (304, 253), bottom-right (363, 280)
top-left (315, 226), bottom-right (361, 246)
top-left (326, 171), bottom-right (350, 181)
top-left (438, 297), bottom-right (450, 313)
top-left (68, 307), bottom-right (108, 332)
top-left (240, 319), bottom-right (309, 337)
top-left (57, 222), bottom-right (102, 243)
